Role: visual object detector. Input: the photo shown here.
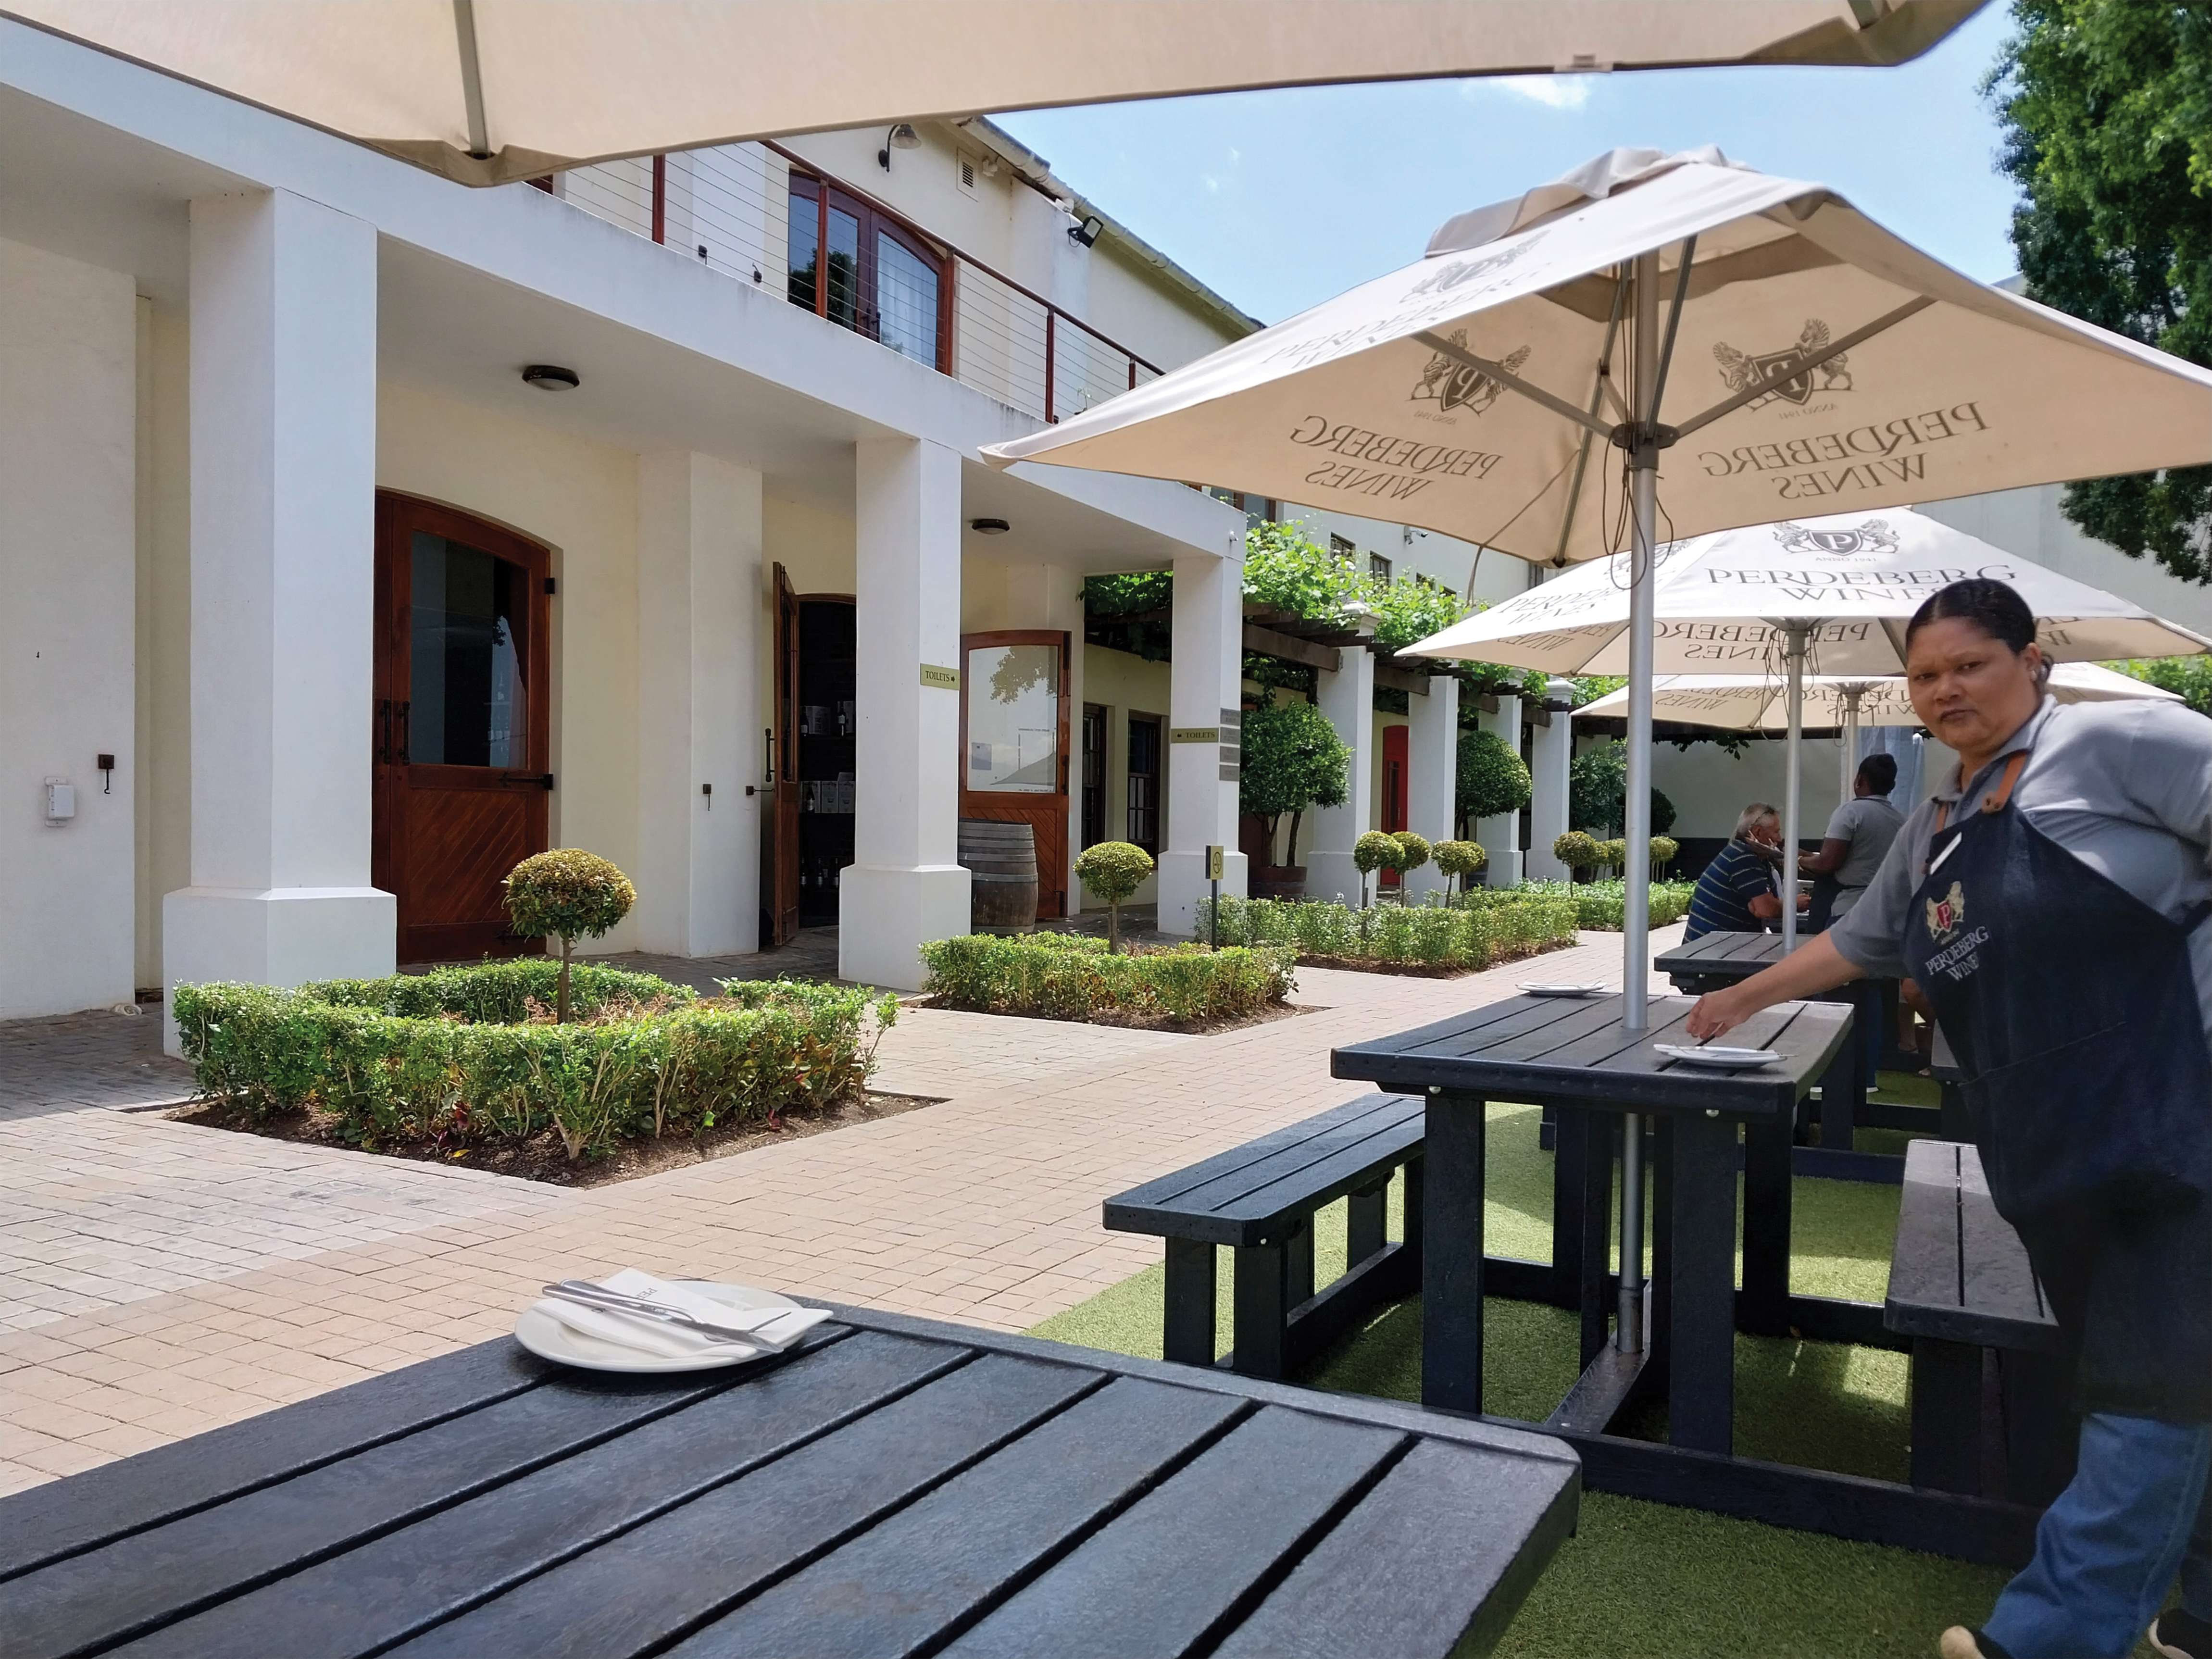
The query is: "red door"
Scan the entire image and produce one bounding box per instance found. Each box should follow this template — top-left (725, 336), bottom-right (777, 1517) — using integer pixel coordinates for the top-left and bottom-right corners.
top-left (1381, 724), bottom-right (1408, 887)
top-left (372, 493), bottom-right (552, 963)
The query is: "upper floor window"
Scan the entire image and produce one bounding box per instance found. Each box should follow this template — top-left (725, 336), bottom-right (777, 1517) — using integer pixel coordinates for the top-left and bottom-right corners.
top-left (787, 174), bottom-right (947, 369)
top-left (1369, 552), bottom-right (1393, 584)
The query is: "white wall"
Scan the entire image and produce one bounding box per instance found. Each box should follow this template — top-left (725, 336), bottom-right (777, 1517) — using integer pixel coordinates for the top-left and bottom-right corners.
top-left (0, 236), bottom-right (138, 1017)
top-left (1634, 732), bottom-right (1850, 844)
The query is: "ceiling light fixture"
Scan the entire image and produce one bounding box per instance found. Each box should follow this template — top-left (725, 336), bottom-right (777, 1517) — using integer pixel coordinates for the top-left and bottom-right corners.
top-left (521, 364), bottom-right (580, 390)
top-left (878, 122), bottom-right (921, 171)
top-left (969, 517), bottom-right (1010, 535)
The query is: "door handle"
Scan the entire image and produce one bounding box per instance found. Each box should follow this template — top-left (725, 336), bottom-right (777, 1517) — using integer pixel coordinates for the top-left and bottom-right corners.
top-left (395, 700), bottom-right (411, 764)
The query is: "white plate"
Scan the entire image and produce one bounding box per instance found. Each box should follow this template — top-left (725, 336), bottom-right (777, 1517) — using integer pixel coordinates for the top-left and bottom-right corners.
top-left (1518, 983), bottom-right (1608, 998)
top-left (514, 1280), bottom-right (808, 1374)
top-left (1654, 1043), bottom-right (1781, 1070)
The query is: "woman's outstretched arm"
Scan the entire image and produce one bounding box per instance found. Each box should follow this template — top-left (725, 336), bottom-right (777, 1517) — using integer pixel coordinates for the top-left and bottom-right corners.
top-left (1685, 932), bottom-right (1865, 1041)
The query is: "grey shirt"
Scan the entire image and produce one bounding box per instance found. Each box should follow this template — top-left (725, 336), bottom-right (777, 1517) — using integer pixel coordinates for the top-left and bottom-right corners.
top-left (1828, 696), bottom-right (2212, 1045)
top-left (1821, 793), bottom-right (1906, 916)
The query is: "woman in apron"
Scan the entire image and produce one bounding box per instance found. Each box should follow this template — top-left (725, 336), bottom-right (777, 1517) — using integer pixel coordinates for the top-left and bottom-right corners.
top-left (1687, 578), bottom-right (2212, 1659)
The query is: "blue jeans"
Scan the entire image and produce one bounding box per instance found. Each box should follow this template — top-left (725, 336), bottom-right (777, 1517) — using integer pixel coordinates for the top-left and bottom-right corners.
top-left (1983, 1413), bottom-right (2212, 1659)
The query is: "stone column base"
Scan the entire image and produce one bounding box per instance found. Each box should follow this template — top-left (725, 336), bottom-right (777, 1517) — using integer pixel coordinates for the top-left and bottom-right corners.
top-left (1156, 849), bottom-right (1248, 938)
top-left (162, 886), bottom-right (397, 1055)
top-left (837, 863), bottom-right (972, 991)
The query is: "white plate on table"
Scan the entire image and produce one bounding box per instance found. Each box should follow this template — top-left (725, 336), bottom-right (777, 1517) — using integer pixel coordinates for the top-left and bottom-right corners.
top-left (1518, 983), bottom-right (1608, 998)
top-left (514, 1280), bottom-right (809, 1374)
top-left (1654, 1043), bottom-right (1781, 1070)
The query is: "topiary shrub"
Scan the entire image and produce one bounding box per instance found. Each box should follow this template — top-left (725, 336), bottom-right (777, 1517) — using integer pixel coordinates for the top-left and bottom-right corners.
top-left (1392, 832), bottom-right (1433, 882)
top-left (503, 849), bottom-right (637, 1023)
top-left (1074, 840), bottom-right (1154, 954)
top-left (1239, 699), bottom-right (1351, 868)
top-left (1353, 829), bottom-right (1401, 909)
top-left (1553, 830), bottom-right (1602, 879)
top-left (1649, 835), bottom-right (1681, 879)
top-left (1456, 728), bottom-right (1532, 838)
top-left (1434, 839), bottom-right (1488, 897)
top-left (1596, 838), bottom-right (1628, 874)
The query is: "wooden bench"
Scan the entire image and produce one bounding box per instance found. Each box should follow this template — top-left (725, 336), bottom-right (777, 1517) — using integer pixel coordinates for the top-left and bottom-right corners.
top-left (1886, 1139), bottom-right (2074, 1503)
top-left (1104, 1093), bottom-right (1425, 1381)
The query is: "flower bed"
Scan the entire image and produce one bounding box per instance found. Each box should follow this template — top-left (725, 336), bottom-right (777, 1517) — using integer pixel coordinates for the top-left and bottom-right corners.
top-left (1510, 879), bottom-right (1697, 931)
top-left (1199, 892), bottom-right (1579, 973)
top-left (918, 933), bottom-right (1294, 1025)
top-left (172, 959), bottom-right (898, 1163)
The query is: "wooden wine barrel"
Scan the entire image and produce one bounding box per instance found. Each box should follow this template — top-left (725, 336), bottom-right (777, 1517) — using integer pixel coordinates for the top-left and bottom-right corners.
top-left (959, 819), bottom-right (1038, 933)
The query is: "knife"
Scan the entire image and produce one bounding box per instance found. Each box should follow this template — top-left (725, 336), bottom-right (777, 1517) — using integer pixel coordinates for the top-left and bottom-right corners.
top-left (540, 1281), bottom-right (797, 1344)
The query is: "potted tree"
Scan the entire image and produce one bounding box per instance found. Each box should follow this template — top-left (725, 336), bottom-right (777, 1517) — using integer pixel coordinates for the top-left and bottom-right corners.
top-left (1239, 699), bottom-right (1351, 900)
top-left (1456, 727), bottom-right (1532, 840)
top-left (502, 848), bottom-right (637, 1023)
top-left (1074, 840), bottom-right (1153, 953)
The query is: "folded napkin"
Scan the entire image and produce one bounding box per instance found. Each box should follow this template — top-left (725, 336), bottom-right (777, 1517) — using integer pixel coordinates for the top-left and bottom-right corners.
top-left (528, 1269), bottom-right (831, 1361)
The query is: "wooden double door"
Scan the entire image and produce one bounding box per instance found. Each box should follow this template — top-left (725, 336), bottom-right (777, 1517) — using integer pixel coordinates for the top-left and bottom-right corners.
top-left (958, 630), bottom-right (1071, 919)
top-left (372, 493), bottom-right (552, 962)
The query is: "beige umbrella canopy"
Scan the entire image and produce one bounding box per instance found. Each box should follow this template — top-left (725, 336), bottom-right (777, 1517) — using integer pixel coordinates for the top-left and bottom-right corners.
top-left (1572, 662), bottom-right (2184, 727)
top-left (7, 0), bottom-right (1988, 185)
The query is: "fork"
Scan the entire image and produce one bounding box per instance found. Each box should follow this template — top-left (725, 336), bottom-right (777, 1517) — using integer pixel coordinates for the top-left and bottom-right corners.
top-left (540, 1281), bottom-right (790, 1343)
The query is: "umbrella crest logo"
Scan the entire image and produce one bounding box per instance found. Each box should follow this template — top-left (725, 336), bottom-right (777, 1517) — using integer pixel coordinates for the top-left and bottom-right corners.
top-left (1925, 882), bottom-right (1966, 944)
top-left (1772, 520), bottom-right (1901, 559)
top-left (1413, 334), bottom-right (1529, 416)
top-left (1401, 234), bottom-right (1545, 301)
top-left (1713, 320), bottom-right (1854, 411)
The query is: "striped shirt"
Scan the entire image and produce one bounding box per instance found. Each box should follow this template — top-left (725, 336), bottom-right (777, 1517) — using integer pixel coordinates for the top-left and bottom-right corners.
top-left (1685, 837), bottom-right (1777, 941)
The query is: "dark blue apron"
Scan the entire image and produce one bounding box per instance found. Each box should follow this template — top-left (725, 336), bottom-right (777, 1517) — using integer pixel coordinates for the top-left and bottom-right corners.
top-left (1901, 749), bottom-right (2212, 1420)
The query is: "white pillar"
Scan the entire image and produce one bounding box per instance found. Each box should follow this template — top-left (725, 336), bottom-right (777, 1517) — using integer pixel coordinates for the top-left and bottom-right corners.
top-left (1158, 547), bottom-right (1246, 933)
top-left (1304, 645), bottom-right (1374, 906)
top-left (1477, 692), bottom-right (1525, 888)
top-left (1403, 675), bottom-right (1461, 902)
top-left (839, 437), bottom-right (968, 987)
top-left (163, 190), bottom-right (391, 1053)
top-left (1525, 677), bottom-right (1576, 881)
top-left (635, 452), bottom-right (761, 958)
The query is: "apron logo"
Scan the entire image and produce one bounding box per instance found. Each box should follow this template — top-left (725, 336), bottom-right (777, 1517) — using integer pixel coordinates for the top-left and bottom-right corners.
top-left (1713, 319), bottom-right (1854, 410)
top-left (1412, 333), bottom-right (1529, 416)
top-left (1772, 519), bottom-right (1900, 559)
top-left (1925, 881), bottom-right (1967, 944)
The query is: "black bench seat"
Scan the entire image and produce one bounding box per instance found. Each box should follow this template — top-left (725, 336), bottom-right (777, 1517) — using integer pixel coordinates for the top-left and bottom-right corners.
top-left (1104, 1093), bottom-right (1425, 1380)
top-left (1886, 1139), bottom-right (2073, 1503)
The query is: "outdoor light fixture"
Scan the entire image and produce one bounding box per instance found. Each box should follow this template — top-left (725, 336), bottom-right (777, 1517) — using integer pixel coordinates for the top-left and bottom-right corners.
top-left (969, 518), bottom-right (1010, 535)
top-left (878, 123), bottom-right (921, 171)
top-left (521, 364), bottom-right (579, 391)
top-left (1068, 215), bottom-right (1104, 248)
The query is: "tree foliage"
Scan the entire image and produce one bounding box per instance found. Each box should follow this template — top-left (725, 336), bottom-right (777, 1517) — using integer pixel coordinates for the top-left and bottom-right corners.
top-left (1074, 840), bottom-right (1156, 953)
top-left (1392, 831), bottom-right (1433, 875)
top-left (1456, 728), bottom-right (1532, 835)
top-left (1435, 839), bottom-right (1489, 896)
top-left (1568, 740), bottom-right (1675, 835)
top-left (2108, 655), bottom-right (2212, 715)
top-left (1239, 698), bottom-right (1351, 867)
top-left (1990, 0), bottom-right (2212, 578)
top-left (503, 849), bottom-right (637, 1023)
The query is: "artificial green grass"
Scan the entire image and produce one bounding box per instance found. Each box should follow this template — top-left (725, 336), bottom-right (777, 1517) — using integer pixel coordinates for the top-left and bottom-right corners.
top-left (1026, 1076), bottom-right (2050, 1659)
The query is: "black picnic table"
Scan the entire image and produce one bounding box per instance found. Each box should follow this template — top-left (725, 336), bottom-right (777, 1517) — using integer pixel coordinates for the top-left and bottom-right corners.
top-left (0, 1302), bottom-right (1581, 1659)
top-left (1656, 929), bottom-right (1922, 1181)
top-left (1332, 992), bottom-right (1851, 1456)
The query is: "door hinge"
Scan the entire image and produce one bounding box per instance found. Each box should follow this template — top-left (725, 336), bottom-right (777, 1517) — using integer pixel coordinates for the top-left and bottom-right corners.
top-left (542, 773), bottom-right (556, 791)
top-left (544, 576), bottom-right (558, 596)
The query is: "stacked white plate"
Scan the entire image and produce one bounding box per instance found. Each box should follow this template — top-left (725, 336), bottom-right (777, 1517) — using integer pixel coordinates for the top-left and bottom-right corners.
top-left (515, 1269), bottom-right (832, 1373)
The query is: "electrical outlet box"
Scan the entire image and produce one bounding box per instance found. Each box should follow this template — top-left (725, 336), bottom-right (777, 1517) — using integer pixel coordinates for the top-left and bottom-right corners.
top-left (44, 779), bottom-right (76, 823)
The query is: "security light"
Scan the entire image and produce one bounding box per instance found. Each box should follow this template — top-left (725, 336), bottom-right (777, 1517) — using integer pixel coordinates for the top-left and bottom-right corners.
top-left (1068, 215), bottom-right (1104, 248)
top-left (969, 518), bottom-right (1011, 535)
top-left (521, 364), bottom-right (579, 390)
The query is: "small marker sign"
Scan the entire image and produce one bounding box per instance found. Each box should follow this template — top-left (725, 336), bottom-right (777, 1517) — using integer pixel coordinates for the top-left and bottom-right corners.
top-left (919, 664), bottom-right (960, 690)
top-left (1170, 727), bottom-right (1218, 745)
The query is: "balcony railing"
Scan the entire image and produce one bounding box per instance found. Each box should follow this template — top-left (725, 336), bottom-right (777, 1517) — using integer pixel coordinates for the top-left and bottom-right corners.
top-left (546, 143), bottom-right (1163, 425)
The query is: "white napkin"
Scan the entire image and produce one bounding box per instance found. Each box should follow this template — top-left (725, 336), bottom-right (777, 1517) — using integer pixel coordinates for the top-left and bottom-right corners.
top-left (528, 1270), bottom-right (831, 1360)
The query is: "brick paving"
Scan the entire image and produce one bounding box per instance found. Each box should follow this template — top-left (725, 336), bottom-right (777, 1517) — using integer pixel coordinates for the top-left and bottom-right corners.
top-left (0, 925), bottom-right (1681, 1495)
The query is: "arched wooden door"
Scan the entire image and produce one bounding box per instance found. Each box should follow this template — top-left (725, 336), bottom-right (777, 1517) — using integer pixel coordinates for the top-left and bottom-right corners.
top-left (371, 493), bottom-right (553, 962)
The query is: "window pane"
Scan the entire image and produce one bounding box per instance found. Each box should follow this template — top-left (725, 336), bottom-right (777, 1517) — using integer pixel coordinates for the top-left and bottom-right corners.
top-left (966, 644), bottom-right (1059, 793)
top-left (825, 206), bottom-right (861, 329)
top-left (787, 184), bottom-right (819, 312)
top-left (410, 533), bottom-right (527, 769)
top-left (876, 232), bottom-right (939, 363)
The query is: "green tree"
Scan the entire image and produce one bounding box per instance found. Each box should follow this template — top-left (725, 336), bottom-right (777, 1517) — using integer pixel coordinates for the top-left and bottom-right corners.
top-left (1392, 832), bottom-right (1433, 881)
top-left (1073, 840), bottom-right (1154, 954)
top-left (1456, 728), bottom-right (1532, 838)
top-left (2108, 655), bottom-right (2212, 714)
top-left (1353, 830), bottom-right (1401, 909)
top-left (1239, 699), bottom-right (1352, 868)
top-left (1243, 521), bottom-right (1370, 618)
top-left (1989, 0), bottom-right (2212, 578)
top-left (1569, 740), bottom-right (1675, 835)
top-left (1434, 838), bottom-right (1489, 896)
top-left (502, 849), bottom-right (637, 1023)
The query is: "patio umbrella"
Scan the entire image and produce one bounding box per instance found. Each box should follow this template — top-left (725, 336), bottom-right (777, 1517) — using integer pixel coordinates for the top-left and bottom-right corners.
top-left (1406, 505), bottom-right (2209, 948)
top-left (5, 1), bottom-right (1989, 186)
top-left (983, 147), bottom-right (2212, 1357)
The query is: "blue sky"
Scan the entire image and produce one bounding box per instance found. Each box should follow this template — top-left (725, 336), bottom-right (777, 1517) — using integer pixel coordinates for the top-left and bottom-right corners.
top-left (996, 3), bottom-right (2022, 326)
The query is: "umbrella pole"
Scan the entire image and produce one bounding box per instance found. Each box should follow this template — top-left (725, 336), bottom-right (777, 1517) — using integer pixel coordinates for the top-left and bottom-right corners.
top-left (1780, 626), bottom-right (1809, 953)
top-left (1616, 249), bottom-right (1664, 1355)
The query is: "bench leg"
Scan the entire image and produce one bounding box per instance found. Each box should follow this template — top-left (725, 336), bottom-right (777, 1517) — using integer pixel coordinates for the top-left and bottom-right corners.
top-left (1551, 1106), bottom-right (1588, 1310)
top-left (1577, 1108), bottom-right (1612, 1369)
top-left (1420, 1092), bottom-right (1485, 1415)
top-left (1667, 1110), bottom-right (1735, 1455)
top-left (1162, 1237), bottom-right (1216, 1369)
top-left (1402, 1154), bottom-right (1424, 1277)
top-left (1347, 1179), bottom-right (1388, 1269)
top-left (1910, 1336), bottom-right (1985, 1494)
top-left (1287, 1218), bottom-right (1314, 1309)
top-left (1231, 1241), bottom-right (1290, 1380)
top-left (1818, 989), bottom-right (1865, 1151)
top-left (1741, 1113), bottom-right (1793, 1337)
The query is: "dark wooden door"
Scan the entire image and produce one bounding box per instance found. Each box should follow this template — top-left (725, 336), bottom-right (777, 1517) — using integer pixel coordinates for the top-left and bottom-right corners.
top-left (959, 632), bottom-right (1071, 918)
top-left (771, 562), bottom-right (801, 944)
top-left (372, 493), bottom-right (551, 963)
top-left (1381, 723), bottom-right (1408, 887)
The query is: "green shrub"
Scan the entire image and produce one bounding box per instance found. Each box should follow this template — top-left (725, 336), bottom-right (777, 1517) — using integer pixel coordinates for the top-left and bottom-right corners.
top-left (1352, 829), bottom-right (1401, 909)
top-left (1456, 728), bottom-right (1532, 834)
top-left (1240, 699), bottom-right (1351, 868)
top-left (1198, 891), bottom-right (1577, 972)
top-left (1649, 835), bottom-right (1681, 878)
top-left (502, 849), bottom-right (638, 1021)
top-left (1434, 839), bottom-right (1488, 896)
top-left (171, 967), bottom-right (894, 1162)
top-left (918, 933), bottom-right (1292, 1024)
top-left (1553, 830), bottom-right (1602, 871)
top-left (1074, 840), bottom-right (1154, 953)
top-left (1596, 838), bottom-right (1628, 873)
top-left (1392, 831), bottom-right (1432, 877)
top-left (1512, 879), bottom-right (1697, 931)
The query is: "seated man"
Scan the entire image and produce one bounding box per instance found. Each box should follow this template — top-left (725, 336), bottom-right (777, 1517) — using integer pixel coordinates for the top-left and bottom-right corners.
top-left (1685, 802), bottom-right (1788, 941)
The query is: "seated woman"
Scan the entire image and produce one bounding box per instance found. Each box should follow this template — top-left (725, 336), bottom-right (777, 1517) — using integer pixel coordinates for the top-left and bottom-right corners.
top-left (1684, 802), bottom-right (1789, 941)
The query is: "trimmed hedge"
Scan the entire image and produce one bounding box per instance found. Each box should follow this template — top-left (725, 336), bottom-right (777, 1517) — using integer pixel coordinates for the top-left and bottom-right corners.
top-left (173, 962), bottom-right (897, 1162)
top-left (919, 932), bottom-right (1293, 1023)
top-left (1200, 891), bottom-right (1577, 971)
top-left (1513, 879), bottom-right (1697, 931)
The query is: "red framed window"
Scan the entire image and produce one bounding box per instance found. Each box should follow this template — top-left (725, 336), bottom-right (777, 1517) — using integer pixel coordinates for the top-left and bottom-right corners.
top-left (787, 174), bottom-right (950, 371)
